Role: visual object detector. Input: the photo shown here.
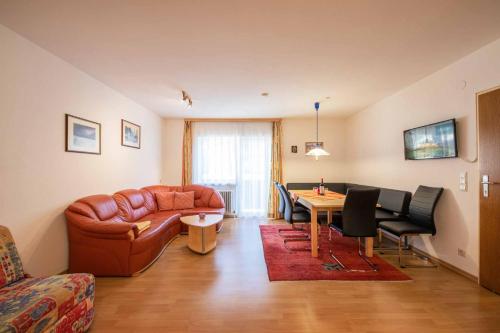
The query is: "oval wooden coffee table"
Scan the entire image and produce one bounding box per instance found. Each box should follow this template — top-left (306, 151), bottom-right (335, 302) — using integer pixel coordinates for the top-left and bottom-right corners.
top-left (180, 214), bottom-right (223, 254)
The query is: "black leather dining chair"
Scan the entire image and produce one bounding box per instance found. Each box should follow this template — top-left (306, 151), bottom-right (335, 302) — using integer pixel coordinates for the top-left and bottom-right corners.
top-left (329, 188), bottom-right (380, 271)
top-left (274, 181), bottom-right (285, 217)
top-left (274, 181), bottom-right (306, 216)
top-left (378, 185), bottom-right (443, 268)
top-left (277, 184), bottom-right (313, 250)
top-left (275, 182), bottom-right (308, 236)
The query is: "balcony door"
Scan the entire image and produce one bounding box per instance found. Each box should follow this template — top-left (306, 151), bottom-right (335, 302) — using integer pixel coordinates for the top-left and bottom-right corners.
top-left (192, 122), bottom-right (272, 217)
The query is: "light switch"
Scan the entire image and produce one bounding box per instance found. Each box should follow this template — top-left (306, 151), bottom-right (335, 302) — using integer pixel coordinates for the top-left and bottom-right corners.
top-left (459, 172), bottom-right (467, 192)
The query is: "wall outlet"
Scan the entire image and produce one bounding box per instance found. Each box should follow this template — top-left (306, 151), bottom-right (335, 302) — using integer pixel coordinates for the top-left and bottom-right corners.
top-left (458, 248), bottom-right (466, 258)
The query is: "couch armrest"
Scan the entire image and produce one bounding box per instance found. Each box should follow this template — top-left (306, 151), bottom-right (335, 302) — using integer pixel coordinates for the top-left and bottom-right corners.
top-left (65, 209), bottom-right (133, 239)
top-left (208, 190), bottom-right (225, 209)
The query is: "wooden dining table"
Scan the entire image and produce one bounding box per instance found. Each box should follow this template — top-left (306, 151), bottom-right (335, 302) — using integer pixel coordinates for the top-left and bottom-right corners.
top-left (288, 190), bottom-right (375, 258)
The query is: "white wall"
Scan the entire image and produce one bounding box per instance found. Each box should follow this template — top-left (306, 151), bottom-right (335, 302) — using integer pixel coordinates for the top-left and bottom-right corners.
top-left (282, 117), bottom-right (347, 183)
top-left (345, 38), bottom-right (500, 276)
top-left (162, 118), bottom-right (184, 185)
top-left (0, 25), bottom-right (163, 276)
top-left (161, 117), bottom-right (347, 185)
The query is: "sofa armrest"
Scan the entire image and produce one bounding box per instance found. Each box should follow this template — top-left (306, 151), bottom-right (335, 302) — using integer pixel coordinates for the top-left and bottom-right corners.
top-left (208, 190), bottom-right (225, 209)
top-left (65, 210), bottom-right (134, 239)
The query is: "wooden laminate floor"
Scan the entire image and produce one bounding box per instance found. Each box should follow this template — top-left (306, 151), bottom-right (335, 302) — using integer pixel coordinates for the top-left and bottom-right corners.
top-left (92, 218), bottom-right (500, 333)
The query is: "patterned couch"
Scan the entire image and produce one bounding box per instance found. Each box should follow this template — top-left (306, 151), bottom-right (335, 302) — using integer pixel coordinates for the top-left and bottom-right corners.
top-left (0, 226), bottom-right (95, 333)
top-left (65, 184), bottom-right (225, 277)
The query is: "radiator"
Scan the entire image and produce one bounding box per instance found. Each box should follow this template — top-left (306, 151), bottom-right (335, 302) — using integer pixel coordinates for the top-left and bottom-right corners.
top-left (219, 190), bottom-right (237, 217)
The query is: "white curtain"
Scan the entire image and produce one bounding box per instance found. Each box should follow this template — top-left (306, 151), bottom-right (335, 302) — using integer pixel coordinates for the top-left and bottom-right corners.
top-left (192, 122), bottom-right (272, 217)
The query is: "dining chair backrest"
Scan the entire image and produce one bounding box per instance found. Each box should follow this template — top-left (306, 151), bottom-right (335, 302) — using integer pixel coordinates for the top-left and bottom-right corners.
top-left (274, 182), bottom-right (285, 215)
top-left (278, 184), bottom-right (294, 223)
top-left (408, 185), bottom-right (443, 235)
top-left (342, 188), bottom-right (380, 237)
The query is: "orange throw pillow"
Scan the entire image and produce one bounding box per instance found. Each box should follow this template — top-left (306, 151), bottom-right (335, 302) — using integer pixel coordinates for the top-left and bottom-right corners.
top-left (174, 191), bottom-right (195, 209)
top-left (156, 191), bottom-right (174, 211)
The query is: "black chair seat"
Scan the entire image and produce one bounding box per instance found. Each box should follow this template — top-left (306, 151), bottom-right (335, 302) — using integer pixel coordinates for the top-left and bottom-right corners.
top-left (292, 211), bottom-right (311, 222)
top-left (295, 201), bottom-right (308, 210)
top-left (379, 221), bottom-right (433, 236)
top-left (329, 220), bottom-right (343, 232)
top-left (293, 205), bottom-right (308, 213)
top-left (375, 209), bottom-right (406, 222)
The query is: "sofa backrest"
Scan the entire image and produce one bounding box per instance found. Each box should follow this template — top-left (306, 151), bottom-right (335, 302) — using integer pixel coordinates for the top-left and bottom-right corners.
top-left (183, 184), bottom-right (223, 208)
top-left (348, 184), bottom-right (411, 215)
top-left (142, 184), bottom-right (225, 209)
top-left (113, 189), bottom-right (155, 222)
top-left (346, 183), bottom-right (378, 191)
top-left (66, 185), bottom-right (225, 224)
top-left (141, 185), bottom-right (181, 211)
top-left (378, 188), bottom-right (412, 215)
top-left (69, 194), bottom-right (122, 222)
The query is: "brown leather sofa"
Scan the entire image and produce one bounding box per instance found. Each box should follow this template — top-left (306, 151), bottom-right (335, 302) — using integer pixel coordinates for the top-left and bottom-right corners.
top-left (65, 184), bottom-right (225, 277)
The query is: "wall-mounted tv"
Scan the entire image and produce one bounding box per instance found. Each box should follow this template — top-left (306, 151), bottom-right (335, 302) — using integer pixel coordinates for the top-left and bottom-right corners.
top-left (404, 119), bottom-right (458, 160)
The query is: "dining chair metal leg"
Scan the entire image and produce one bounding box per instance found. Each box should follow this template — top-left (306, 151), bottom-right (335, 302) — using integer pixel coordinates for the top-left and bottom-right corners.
top-left (354, 238), bottom-right (378, 272)
top-left (397, 235), bottom-right (437, 268)
top-left (329, 249), bottom-right (346, 270)
top-left (398, 236), bottom-right (403, 267)
top-left (328, 227), bottom-right (346, 270)
top-left (278, 223), bottom-right (308, 238)
top-left (375, 230), bottom-right (411, 253)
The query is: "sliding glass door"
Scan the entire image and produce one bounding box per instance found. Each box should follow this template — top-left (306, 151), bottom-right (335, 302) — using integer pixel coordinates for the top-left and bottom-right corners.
top-left (192, 122), bottom-right (272, 217)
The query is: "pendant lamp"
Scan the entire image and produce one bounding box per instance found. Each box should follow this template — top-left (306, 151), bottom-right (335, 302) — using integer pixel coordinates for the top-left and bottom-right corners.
top-left (305, 102), bottom-right (330, 160)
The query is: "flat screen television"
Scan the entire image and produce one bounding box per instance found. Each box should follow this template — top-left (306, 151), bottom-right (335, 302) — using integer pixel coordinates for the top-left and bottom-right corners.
top-left (404, 119), bottom-right (458, 160)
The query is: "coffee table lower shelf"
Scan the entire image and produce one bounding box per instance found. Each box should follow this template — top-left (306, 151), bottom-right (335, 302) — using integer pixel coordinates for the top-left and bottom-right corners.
top-left (187, 224), bottom-right (217, 254)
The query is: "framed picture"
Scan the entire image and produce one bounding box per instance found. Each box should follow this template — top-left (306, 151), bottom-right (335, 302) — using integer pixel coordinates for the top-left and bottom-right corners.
top-left (291, 145), bottom-right (298, 153)
top-left (121, 119), bottom-right (141, 149)
top-left (65, 114), bottom-right (101, 154)
top-left (305, 142), bottom-right (324, 154)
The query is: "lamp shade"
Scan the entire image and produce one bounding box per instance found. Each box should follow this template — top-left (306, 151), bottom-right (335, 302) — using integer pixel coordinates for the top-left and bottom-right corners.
top-left (305, 147), bottom-right (330, 156)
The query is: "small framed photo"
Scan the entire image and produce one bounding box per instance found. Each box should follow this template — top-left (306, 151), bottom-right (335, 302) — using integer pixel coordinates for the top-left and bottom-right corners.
top-left (121, 119), bottom-right (141, 149)
top-left (65, 114), bottom-right (101, 154)
top-left (291, 145), bottom-right (298, 153)
top-left (305, 142), bottom-right (324, 154)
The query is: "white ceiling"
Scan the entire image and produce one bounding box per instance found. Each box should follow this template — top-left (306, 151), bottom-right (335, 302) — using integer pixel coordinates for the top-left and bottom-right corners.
top-left (1, 0), bottom-right (500, 118)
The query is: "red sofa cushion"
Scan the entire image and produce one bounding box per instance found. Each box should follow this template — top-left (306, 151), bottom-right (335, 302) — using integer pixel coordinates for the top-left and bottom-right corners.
top-left (174, 191), bottom-right (195, 209)
top-left (156, 191), bottom-right (175, 211)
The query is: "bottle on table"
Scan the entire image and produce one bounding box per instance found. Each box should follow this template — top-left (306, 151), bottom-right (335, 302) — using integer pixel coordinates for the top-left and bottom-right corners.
top-left (319, 178), bottom-right (325, 195)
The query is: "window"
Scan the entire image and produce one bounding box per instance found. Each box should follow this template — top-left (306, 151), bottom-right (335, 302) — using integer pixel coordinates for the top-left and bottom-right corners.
top-left (192, 122), bottom-right (272, 217)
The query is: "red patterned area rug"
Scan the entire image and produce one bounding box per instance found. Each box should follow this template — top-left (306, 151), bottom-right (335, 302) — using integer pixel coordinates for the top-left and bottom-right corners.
top-left (260, 225), bottom-right (412, 282)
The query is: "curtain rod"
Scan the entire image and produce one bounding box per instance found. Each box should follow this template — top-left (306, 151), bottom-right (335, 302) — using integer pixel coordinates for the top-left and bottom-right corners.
top-left (184, 118), bottom-right (282, 122)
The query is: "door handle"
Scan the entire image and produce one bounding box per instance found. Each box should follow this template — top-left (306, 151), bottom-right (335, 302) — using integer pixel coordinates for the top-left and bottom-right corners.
top-left (482, 175), bottom-right (497, 198)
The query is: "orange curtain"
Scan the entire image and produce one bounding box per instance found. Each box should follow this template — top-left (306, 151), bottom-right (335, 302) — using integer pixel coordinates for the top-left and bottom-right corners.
top-left (182, 120), bottom-right (192, 186)
top-left (268, 120), bottom-right (283, 219)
